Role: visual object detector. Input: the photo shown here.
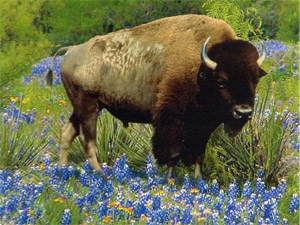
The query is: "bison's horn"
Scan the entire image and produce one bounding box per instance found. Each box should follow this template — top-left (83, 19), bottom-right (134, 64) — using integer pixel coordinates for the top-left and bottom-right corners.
top-left (257, 42), bottom-right (266, 67)
top-left (201, 37), bottom-right (217, 70)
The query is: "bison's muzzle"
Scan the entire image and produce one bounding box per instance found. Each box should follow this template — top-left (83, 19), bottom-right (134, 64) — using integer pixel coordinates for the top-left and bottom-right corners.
top-left (232, 104), bottom-right (253, 119)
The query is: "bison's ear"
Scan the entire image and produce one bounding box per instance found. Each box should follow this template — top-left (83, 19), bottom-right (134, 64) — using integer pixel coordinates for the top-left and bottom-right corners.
top-left (259, 68), bottom-right (267, 78)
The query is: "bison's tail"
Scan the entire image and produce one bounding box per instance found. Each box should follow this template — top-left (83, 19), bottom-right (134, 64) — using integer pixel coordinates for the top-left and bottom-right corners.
top-left (45, 46), bottom-right (71, 87)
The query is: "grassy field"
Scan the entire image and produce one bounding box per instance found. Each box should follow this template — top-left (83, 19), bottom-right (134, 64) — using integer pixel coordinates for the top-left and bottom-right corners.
top-left (0, 40), bottom-right (299, 224)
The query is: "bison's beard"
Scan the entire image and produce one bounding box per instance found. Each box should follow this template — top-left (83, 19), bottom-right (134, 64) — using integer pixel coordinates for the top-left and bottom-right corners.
top-left (224, 117), bottom-right (249, 137)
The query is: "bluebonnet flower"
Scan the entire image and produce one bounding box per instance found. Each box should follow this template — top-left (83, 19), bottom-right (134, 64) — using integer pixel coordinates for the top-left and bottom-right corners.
top-left (61, 208), bottom-right (71, 225)
top-left (101, 163), bottom-right (111, 178)
top-left (182, 174), bottom-right (192, 191)
top-left (256, 178), bottom-right (266, 196)
top-left (169, 206), bottom-right (181, 224)
top-left (185, 192), bottom-right (194, 205)
top-left (83, 160), bottom-right (92, 172)
top-left (197, 179), bottom-right (209, 194)
top-left (232, 179), bottom-right (240, 197)
top-left (18, 209), bottom-right (29, 225)
top-left (68, 164), bottom-right (75, 178)
top-left (212, 210), bottom-right (219, 225)
top-left (227, 184), bottom-right (236, 200)
top-left (211, 179), bottom-right (219, 196)
top-left (79, 170), bottom-right (89, 187)
top-left (101, 180), bottom-right (113, 200)
top-left (289, 193), bottom-right (299, 214)
top-left (61, 164), bottom-right (69, 181)
top-left (247, 199), bottom-right (255, 223)
top-left (181, 204), bottom-right (192, 224)
top-left (242, 181), bottom-right (254, 199)
top-left (129, 178), bottom-right (141, 193)
top-left (146, 154), bottom-right (157, 179)
top-left (258, 169), bottom-right (264, 178)
top-left (152, 195), bottom-right (161, 210)
top-left (97, 201), bottom-right (109, 221)
top-left (112, 154), bottom-right (131, 183)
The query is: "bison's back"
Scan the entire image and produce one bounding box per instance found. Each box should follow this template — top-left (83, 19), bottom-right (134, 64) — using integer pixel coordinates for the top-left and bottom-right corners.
top-left (60, 15), bottom-right (236, 118)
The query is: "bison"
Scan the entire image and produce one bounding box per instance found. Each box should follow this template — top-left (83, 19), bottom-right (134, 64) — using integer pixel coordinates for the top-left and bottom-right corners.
top-left (46, 15), bottom-right (267, 181)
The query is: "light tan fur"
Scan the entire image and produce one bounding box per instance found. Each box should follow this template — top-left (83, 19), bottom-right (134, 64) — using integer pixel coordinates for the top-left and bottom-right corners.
top-left (60, 15), bottom-right (236, 113)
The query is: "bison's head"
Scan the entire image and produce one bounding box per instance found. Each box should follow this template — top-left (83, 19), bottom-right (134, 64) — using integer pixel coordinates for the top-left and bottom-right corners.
top-left (198, 37), bottom-right (267, 137)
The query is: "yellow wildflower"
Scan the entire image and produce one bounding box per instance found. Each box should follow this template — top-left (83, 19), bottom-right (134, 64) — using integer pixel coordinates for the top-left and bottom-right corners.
top-left (59, 99), bottom-right (67, 106)
top-left (54, 197), bottom-right (64, 203)
top-left (84, 212), bottom-right (89, 217)
top-left (168, 178), bottom-right (175, 186)
top-left (39, 163), bottom-right (45, 170)
top-left (156, 190), bottom-right (164, 195)
top-left (11, 97), bottom-right (19, 102)
top-left (22, 97), bottom-right (30, 104)
top-left (108, 201), bottom-right (117, 208)
top-left (140, 214), bottom-right (147, 221)
top-left (28, 210), bottom-right (34, 216)
top-left (102, 216), bottom-right (113, 223)
top-left (118, 205), bottom-right (125, 211)
top-left (190, 188), bottom-right (199, 194)
top-left (126, 207), bottom-right (133, 215)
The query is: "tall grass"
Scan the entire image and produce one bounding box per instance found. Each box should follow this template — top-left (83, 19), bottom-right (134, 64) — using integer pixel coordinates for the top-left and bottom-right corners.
top-left (0, 101), bottom-right (50, 170)
top-left (205, 92), bottom-right (299, 187)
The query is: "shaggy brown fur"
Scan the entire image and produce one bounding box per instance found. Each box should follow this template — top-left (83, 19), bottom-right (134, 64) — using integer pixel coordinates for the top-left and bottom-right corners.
top-left (46, 15), bottom-right (266, 177)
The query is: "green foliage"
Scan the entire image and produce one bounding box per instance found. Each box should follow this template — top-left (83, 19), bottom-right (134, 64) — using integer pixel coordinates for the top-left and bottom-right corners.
top-left (276, 1), bottom-right (299, 43)
top-left (0, 0), bottom-right (52, 87)
top-left (41, 0), bottom-right (205, 48)
top-left (202, 0), bottom-right (262, 40)
top-left (0, 105), bottom-right (49, 170)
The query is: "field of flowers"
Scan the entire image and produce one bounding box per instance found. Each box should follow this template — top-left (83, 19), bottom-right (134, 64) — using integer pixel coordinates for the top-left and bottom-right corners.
top-left (0, 40), bottom-right (299, 224)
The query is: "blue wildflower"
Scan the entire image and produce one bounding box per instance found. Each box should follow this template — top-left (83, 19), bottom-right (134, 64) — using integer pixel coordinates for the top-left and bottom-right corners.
top-left (61, 208), bottom-right (71, 225)
top-left (211, 179), bottom-right (219, 196)
top-left (289, 193), bottom-right (299, 214)
top-left (181, 204), bottom-right (192, 224)
top-left (242, 181), bottom-right (254, 199)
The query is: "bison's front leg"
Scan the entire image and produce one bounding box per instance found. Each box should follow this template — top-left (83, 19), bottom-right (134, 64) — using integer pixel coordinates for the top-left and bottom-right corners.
top-left (152, 115), bottom-right (184, 183)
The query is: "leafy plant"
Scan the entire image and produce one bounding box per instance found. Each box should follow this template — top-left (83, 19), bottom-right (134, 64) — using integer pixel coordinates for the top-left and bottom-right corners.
top-left (0, 101), bottom-right (49, 170)
top-left (202, 0), bottom-right (262, 40)
top-left (205, 92), bottom-right (299, 187)
top-left (0, 0), bottom-right (52, 87)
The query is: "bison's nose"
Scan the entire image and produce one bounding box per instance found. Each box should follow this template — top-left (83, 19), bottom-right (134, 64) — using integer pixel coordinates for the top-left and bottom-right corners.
top-left (233, 105), bottom-right (253, 119)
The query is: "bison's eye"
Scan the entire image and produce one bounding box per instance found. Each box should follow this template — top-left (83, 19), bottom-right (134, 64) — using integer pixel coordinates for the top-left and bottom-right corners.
top-left (217, 79), bottom-right (226, 88)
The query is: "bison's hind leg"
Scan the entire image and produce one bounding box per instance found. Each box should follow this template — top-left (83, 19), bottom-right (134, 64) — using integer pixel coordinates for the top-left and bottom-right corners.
top-left (77, 101), bottom-right (106, 179)
top-left (59, 113), bottom-right (80, 167)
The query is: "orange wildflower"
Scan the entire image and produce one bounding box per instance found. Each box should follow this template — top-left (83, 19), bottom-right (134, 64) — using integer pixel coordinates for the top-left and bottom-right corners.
top-left (118, 205), bottom-right (125, 211)
top-left (126, 207), bottom-right (133, 215)
top-left (108, 201), bottom-right (117, 208)
top-left (191, 188), bottom-right (199, 194)
top-left (102, 216), bottom-right (113, 223)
